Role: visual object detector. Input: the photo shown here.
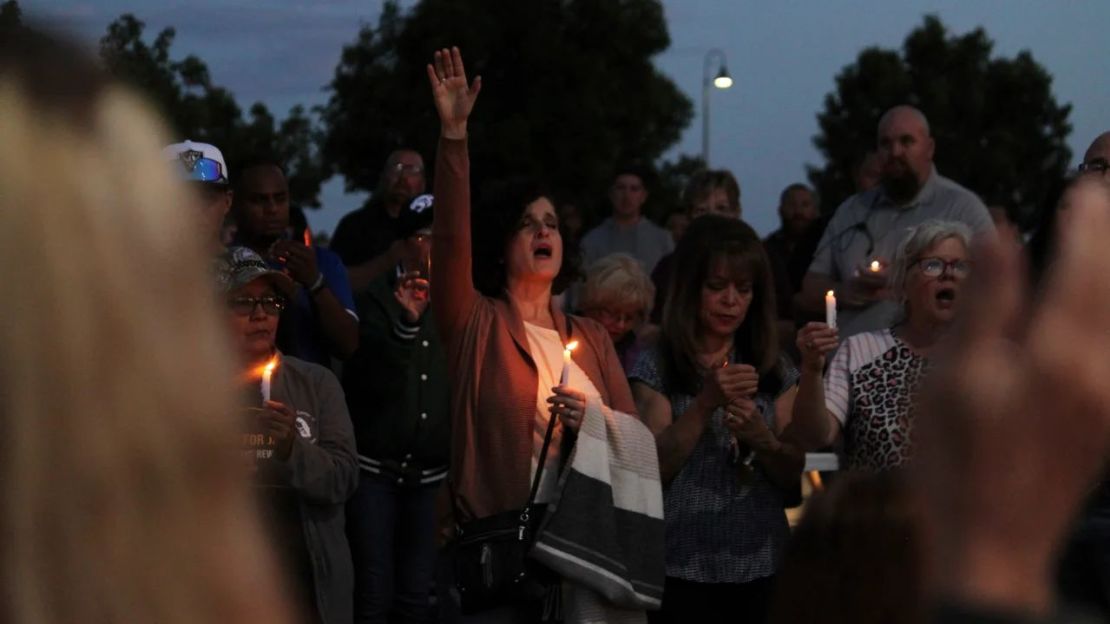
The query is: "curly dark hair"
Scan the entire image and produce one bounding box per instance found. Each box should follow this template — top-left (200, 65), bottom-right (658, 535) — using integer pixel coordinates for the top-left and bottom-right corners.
top-left (471, 177), bottom-right (581, 297)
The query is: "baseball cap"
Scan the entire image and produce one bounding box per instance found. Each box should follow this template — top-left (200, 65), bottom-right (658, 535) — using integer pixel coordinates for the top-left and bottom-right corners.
top-left (396, 193), bottom-right (434, 239)
top-left (214, 246), bottom-right (295, 295)
top-left (163, 140), bottom-right (230, 186)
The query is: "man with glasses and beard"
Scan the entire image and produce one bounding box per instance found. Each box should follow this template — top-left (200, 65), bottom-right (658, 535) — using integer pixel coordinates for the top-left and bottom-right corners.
top-left (331, 149), bottom-right (428, 293)
top-left (796, 105), bottom-right (993, 338)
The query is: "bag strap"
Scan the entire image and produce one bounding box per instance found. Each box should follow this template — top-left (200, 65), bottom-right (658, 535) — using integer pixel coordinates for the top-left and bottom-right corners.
top-left (448, 316), bottom-right (574, 529)
top-left (520, 315), bottom-right (572, 523)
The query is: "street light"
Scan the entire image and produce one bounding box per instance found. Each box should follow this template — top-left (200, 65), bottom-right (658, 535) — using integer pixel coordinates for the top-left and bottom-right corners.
top-left (702, 48), bottom-right (733, 165)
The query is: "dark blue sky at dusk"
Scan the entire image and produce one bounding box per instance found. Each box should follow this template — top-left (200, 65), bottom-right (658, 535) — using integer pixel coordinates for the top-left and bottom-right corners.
top-left (28, 0), bottom-right (1110, 237)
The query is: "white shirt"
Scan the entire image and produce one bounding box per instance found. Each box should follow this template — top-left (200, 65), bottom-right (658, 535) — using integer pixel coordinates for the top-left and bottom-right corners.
top-left (523, 322), bottom-right (601, 503)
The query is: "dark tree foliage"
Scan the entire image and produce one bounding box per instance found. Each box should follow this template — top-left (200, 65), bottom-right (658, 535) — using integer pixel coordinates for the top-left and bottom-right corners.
top-left (809, 15), bottom-right (1071, 226)
top-left (99, 14), bottom-right (329, 208)
top-left (322, 0), bottom-right (693, 220)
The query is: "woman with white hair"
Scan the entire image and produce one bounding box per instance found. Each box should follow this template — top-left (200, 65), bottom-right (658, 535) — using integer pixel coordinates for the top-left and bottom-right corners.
top-left (579, 253), bottom-right (656, 372)
top-left (789, 220), bottom-right (973, 471)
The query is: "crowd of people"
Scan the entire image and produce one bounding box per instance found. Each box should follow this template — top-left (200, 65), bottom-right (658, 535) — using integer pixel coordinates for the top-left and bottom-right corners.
top-left (6, 23), bottom-right (1110, 624)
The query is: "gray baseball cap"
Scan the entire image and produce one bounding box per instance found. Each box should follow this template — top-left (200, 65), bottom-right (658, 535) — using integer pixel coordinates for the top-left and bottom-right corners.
top-left (214, 246), bottom-right (295, 295)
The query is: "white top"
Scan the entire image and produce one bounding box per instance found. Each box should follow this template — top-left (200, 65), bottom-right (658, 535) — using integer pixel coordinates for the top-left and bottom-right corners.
top-left (523, 321), bottom-right (601, 503)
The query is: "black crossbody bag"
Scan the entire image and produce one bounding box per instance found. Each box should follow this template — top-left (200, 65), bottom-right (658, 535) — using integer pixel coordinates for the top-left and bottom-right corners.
top-left (447, 319), bottom-right (569, 614)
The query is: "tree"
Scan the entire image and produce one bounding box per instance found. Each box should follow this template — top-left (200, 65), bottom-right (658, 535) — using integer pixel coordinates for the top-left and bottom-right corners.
top-left (99, 14), bottom-right (329, 208)
top-left (809, 15), bottom-right (1072, 226)
top-left (1, 0), bottom-right (21, 30)
top-left (322, 0), bottom-right (692, 220)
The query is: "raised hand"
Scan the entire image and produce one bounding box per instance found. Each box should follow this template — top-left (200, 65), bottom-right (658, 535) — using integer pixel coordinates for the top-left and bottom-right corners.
top-left (426, 46), bottom-right (482, 140)
top-left (915, 177), bottom-right (1110, 614)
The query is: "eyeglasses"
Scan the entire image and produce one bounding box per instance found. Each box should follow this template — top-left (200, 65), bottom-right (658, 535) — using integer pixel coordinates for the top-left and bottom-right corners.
top-left (1079, 158), bottom-right (1110, 176)
top-left (591, 308), bottom-right (644, 326)
top-left (390, 162), bottom-right (425, 176)
top-left (914, 257), bottom-right (971, 278)
top-left (227, 296), bottom-right (286, 316)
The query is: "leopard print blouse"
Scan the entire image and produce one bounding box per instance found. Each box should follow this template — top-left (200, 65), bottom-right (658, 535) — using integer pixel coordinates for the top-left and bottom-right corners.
top-left (825, 329), bottom-right (927, 471)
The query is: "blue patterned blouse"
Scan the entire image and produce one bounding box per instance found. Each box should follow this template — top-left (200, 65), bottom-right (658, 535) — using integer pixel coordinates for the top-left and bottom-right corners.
top-left (629, 346), bottom-right (798, 584)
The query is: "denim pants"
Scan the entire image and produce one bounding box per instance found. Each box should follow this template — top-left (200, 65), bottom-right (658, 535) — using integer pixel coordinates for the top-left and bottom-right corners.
top-left (347, 471), bottom-right (440, 624)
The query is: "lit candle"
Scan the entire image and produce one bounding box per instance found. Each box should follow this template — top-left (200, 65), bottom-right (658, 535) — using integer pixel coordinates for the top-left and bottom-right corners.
top-left (303, 227), bottom-right (313, 247)
top-left (825, 290), bottom-right (837, 329)
top-left (869, 259), bottom-right (881, 273)
top-left (261, 357), bottom-right (278, 403)
top-left (560, 340), bottom-right (579, 386)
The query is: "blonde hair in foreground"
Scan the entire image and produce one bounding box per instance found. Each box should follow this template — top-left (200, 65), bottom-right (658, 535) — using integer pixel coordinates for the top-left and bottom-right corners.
top-left (0, 48), bottom-right (289, 624)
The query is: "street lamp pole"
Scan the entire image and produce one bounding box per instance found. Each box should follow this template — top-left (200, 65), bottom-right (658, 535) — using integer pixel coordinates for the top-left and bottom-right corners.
top-left (701, 48), bottom-right (733, 165)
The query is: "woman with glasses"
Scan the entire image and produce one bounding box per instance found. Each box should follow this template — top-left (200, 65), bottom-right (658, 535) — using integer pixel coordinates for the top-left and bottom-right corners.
top-left (789, 220), bottom-right (973, 472)
top-left (580, 253), bottom-right (656, 372)
top-left (216, 246), bottom-right (359, 624)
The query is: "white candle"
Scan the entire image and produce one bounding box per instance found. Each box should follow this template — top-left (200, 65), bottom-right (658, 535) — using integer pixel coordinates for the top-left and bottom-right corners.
top-left (869, 260), bottom-right (881, 273)
top-left (261, 358), bottom-right (277, 403)
top-left (560, 340), bottom-right (579, 386)
top-left (825, 290), bottom-right (837, 329)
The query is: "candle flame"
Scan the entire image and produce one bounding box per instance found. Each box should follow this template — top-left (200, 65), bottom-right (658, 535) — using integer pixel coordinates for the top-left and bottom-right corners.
top-left (303, 227), bottom-right (313, 247)
top-left (870, 260), bottom-right (881, 272)
top-left (826, 290), bottom-right (835, 297)
top-left (242, 355), bottom-right (280, 383)
top-left (564, 340), bottom-right (579, 353)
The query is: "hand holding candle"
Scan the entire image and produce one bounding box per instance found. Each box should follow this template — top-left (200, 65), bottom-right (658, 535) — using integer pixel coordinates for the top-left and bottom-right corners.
top-left (825, 290), bottom-right (837, 329)
top-left (560, 340), bottom-right (579, 385)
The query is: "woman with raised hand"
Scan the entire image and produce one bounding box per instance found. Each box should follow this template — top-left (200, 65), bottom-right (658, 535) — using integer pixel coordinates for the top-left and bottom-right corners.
top-left (427, 47), bottom-right (641, 621)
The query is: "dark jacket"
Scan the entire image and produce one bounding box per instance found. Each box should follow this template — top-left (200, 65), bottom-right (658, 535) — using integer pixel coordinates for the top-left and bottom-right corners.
top-left (342, 274), bottom-right (450, 486)
top-left (264, 354), bottom-right (359, 624)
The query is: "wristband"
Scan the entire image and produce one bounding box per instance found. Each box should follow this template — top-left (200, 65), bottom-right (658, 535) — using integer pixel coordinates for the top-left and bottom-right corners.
top-left (308, 273), bottom-right (326, 295)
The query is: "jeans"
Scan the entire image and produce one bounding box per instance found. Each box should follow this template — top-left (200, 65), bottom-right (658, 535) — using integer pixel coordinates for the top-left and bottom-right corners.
top-left (347, 471), bottom-right (440, 624)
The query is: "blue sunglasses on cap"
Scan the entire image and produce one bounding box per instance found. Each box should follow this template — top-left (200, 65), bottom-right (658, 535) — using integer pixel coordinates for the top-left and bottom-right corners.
top-left (178, 156), bottom-right (227, 184)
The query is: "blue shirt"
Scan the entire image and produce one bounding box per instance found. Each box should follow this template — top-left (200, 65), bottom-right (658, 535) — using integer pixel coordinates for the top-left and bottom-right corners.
top-left (273, 246), bottom-right (357, 367)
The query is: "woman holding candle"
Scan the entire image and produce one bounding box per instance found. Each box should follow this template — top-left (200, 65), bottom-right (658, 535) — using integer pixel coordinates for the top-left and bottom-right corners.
top-left (629, 215), bottom-right (836, 623)
top-left (216, 246), bottom-right (359, 624)
top-left (427, 48), bottom-right (642, 618)
top-left (788, 220), bottom-right (973, 471)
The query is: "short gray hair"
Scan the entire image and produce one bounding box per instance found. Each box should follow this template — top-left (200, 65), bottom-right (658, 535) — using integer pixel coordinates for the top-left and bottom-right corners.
top-left (579, 253), bottom-right (655, 319)
top-left (890, 219), bottom-right (973, 303)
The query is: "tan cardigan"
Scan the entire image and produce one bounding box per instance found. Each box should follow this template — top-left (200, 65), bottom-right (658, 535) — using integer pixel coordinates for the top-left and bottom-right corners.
top-left (431, 137), bottom-right (636, 523)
